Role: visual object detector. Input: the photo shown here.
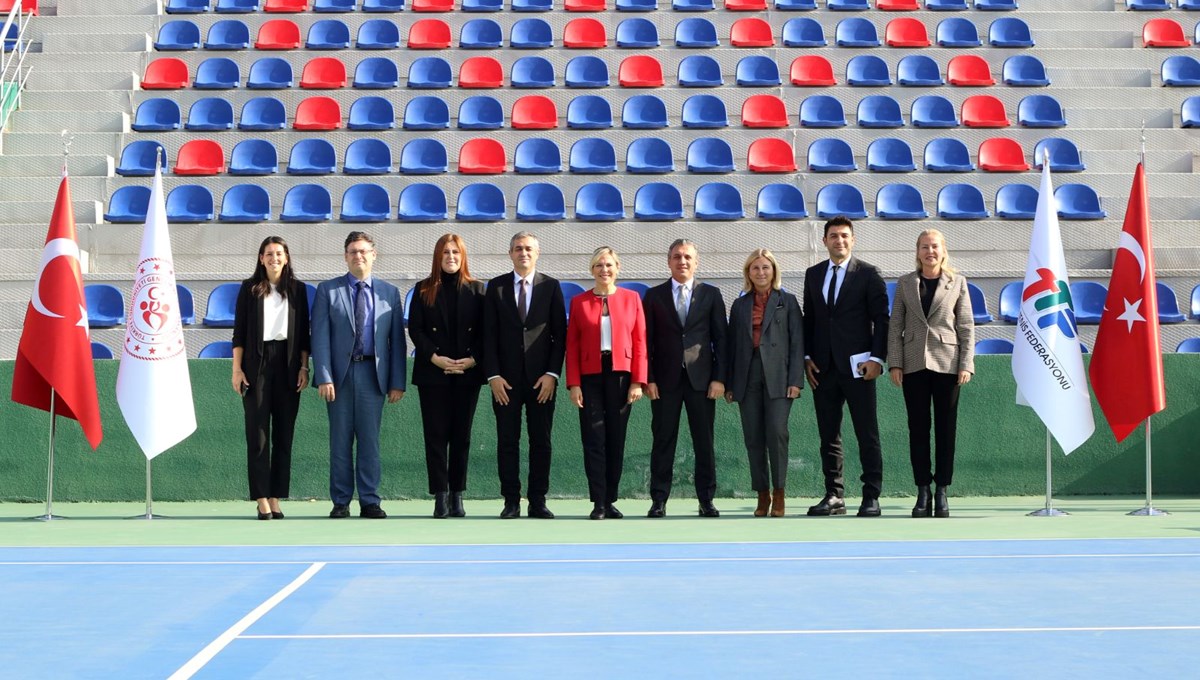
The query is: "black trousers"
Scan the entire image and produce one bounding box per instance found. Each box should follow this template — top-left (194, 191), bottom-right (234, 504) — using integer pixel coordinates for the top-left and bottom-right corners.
top-left (649, 371), bottom-right (717, 503)
top-left (494, 379), bottom-right (555, 504)
top-left (418, 381), bottom-right (481, 494)
top-left (578, 355), bottom-right (631, 505)
top-left (901, 369), bottom-right (961, 487)
top-left (244, 341), bottom-right (299, 500)
top-left (812, 363), bottom-right (884, 499)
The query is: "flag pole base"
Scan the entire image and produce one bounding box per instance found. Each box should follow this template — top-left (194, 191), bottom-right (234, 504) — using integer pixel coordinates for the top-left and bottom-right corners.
top-left (1127, 505), bottom-right (1169, 516)
top-left (1027, 507), bottom-right (1069, 517)
top-left (30, 514), bottom-right (66, 521)
top-left (125, 512), bottom-right (167, 520)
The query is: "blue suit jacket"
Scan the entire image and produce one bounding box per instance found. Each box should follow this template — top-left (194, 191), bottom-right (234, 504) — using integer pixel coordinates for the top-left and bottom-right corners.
top-left (310, 275), bottom-right (407, 394)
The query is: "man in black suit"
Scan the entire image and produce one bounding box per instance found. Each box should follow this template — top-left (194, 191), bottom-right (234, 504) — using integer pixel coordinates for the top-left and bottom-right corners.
top-left (644, 239), bottom-right (728, 518)
top-left (802, 216), bottom-right (890, 518)
top-left (482, 232), bottom-right (567, 519)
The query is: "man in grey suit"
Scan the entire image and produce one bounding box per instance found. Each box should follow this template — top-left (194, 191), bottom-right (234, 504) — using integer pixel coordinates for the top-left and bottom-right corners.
top-left (311, 231), bottom-right (407, 519)
top-left (802, 216), bottom-right (890, 518)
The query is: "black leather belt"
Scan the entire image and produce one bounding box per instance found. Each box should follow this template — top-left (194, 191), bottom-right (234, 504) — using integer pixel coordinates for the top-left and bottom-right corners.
top-left (351, 354), bottom-right (375, 362)
top-left (600, 350), bottom-right (612, 356)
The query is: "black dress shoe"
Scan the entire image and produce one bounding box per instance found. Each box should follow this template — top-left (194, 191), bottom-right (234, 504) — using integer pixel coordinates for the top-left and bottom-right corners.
top-left (856, 497), bottom-right (882, 517)
top-left (449, 491), bottom-right (466, 518)
top-left (647, 500), bottom-right (666, 518)
top-left (605, 504), bottom-right (623, 519)
top-left (500, 499), bottom-right (521, 519)
top-left (433, 492), bottom-right (449, 519)
top-left (912, 485), bottom-right (932, 518)
top-left (934, 486), bottom-right (950, 518)
top-left (698, 500), bottom-right (720, 518)
top-left (271, 511), bottom-right (285, 520)
top-left (527, 504), bottom-right (555, 519)
top-left (329, 504), bottom-right (350, 519)
top-left (807, 494), bottom-right (847, 516)
top-left (360, 503), bottom-right (387, 519)
top-left (589, 503), bottom-right (606, 520)
top-left (257, 511), bottom-right (272, 521)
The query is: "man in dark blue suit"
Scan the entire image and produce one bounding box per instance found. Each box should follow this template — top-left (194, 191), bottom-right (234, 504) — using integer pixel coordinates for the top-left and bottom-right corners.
top-left (311, 232), bottom-right (407, 519)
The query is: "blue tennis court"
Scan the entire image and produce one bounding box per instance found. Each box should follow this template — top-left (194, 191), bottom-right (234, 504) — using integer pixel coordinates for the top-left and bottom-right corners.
top-left (3, 538), bottom-right (1198, 678)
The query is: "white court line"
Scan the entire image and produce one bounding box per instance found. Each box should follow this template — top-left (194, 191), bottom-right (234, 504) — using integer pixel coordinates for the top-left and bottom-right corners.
top-left (167, 562), bottom-right (325, 680)
top-left (239, 624), bottom-right (1200, 640)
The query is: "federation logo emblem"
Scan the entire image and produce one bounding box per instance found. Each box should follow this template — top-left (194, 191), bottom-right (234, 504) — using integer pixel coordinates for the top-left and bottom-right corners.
top-left (1021, 268), bottom-right (1077, 339)
top-left (125, 257), bottom-right (184, 361)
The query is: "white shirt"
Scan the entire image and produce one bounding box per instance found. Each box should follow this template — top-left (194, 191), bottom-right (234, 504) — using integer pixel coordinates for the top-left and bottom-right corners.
top-left (821, 260), bottom-right (846, 305)
top-left (671, 278), bottom-right (693, 320)
top-left (262, 285), bottom-right (288, 342)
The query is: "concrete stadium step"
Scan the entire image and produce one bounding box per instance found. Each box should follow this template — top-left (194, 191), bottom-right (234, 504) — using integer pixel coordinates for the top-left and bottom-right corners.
top-left (20, 90), bottom-right (132, 112)
top-left (35, 52), bottom-right (142, 73)
top-left (2, 132), bottom-right (121, 157)
top-left (41, 33), bottom-right (149, 54)
top-left (0, 154), bottom-right (112, 177)
top-left (0, 200), bottom-right (100, 224)
top-left (23, 70), bottom-right (135, 92)
top-left (0, 176), bottom-right (107, 202)
top-left (8, 110), bottom-right (125, 134)
top-left (57, 0), bottom-right (157, 16)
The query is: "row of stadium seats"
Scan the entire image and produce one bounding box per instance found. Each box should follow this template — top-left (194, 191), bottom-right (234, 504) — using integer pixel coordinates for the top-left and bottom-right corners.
top-left (102, 180), bottom-right (1109, 224)
top-left (1127, 0), bottom-right (1200, 10)
top-left (167, 0), bottom-right (403, 12)
top-left (162, 0), bottom-right (1025, 15)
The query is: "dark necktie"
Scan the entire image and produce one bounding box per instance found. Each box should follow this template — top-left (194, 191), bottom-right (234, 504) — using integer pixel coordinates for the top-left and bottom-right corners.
top-left (353, 281), bottom-right (367, 359)
top-left (676, 284), bottom-right (688, 326)
top-left (517, 278), bottom-right (527, 323)
top-left (826, 264), bottom-right (839, 309)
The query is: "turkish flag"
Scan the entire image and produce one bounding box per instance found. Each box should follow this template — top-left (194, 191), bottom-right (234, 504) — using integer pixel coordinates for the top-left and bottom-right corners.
top-left (1089, 162), bottom-right (1166, 442)
top-left (10, 174), bottom-right (104, 449)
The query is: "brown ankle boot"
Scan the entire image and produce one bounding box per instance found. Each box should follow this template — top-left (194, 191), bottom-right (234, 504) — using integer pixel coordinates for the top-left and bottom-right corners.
top-left (770, 489), bottom-right (786, 517)
top-left (754, 490), bottom-right (770, 517)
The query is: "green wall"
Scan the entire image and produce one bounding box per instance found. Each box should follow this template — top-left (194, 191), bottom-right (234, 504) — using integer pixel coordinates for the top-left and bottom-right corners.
top-left (0, 356), bottom-right (1196, 502)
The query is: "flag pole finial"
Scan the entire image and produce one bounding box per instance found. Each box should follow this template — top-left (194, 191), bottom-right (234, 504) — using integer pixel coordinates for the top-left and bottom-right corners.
top-left (1140, 120), bottom-right (1146, 167)
top-left (60, 129), bottom-right (73, 175)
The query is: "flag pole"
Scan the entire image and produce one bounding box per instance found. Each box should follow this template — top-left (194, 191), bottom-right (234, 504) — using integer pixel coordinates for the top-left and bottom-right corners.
top-left (33, 388), bottom-right (64, 521)
top-left (1128, 419), bottom-right (1168, 516)
top-left (1028, 428), bottom-right (1067, 516)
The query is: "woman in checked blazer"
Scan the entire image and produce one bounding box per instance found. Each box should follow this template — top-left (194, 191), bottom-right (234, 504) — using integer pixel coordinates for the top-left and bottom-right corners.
top-left (887, 229), bottom-right (974, 519)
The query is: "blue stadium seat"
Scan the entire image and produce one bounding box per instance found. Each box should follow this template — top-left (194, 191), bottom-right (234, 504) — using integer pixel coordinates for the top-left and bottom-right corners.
top-left (924, 138), bottom-right (974, 171)
top-left (912, 95), bottom-right (959, 128)
top-left (800, 95), bottom-right (847, 128)
top-left (357, 19), bottom-right (401, 49)
top-left (936, 18), bottom-right (980, 47)
top-left (194, 57), bottom-right (240, 89)
top-left (617, 282), bottom-right (651, 299)
top-left (166, 185), bottom-right (215, 223)
top-left (512, 56), bottom-right (555, 89)
top-left (617, 0), bottom-right (657, 9)
top-left (516, 183), bottom-right (566, 221)
top-left (340, 184), bottom-right (390, 222)
top-left (808, 138), bottom-right (857, 172)
top-left (116, 141), bottom-right (166, 177)
top-left (408, 57), bottom-right (452, 89)
top-left (203, 284), bottom-right (241, 328)
top-left (846, 55), bottom-right (892, 87)
top-left (216, 0), bottom-right (260, 11)
top-left (131, 98), bottom-right (181, 132)
top-left (353, 57), bottom-right (399, 88)
top-left (460, 18), bottom-right (502, 48)
top-left (974, 0), bottom-right (1017, 9)
top-left (247, 57), bottom-right (293, 89)
top-left (829, 0), bottom-right (869, 8)
top-left (897, 55), bottom-right (945, 86)
top-left (857, 95), bottom-right (904, 128)
top-left (626, 138), bottom-right (675, 173)
top-left (84, 284), bottom-right (125, 327)
top-left (756, 184), bottom-right (808, 220)
top-left (1183, 96), bottom-right (1200, 128)
top-left (280, 184), bottom-right (333, 222)
top-left (347, 95), bottom-right (396, 131)
top-left (995, 280), bottom-right (1022, 322)
top-left (228, 139), bottom-right (278, 175)
top-left (1176, 338), bottom-right (1200, 353)
top-left (307, 19), bottom-right (350, 49)
top-left (681, 94), bottom-right (728, 128)
top-left (456, 184), bottom-right (506, 221)
top-left (836, 18), bottom-right (880, 47)
top-left (1003, 55), bottom-right (1050, 87)
top-left (570, 138), bottom-right (618, 173)
top-left (782, 17), bottom-right (826, 47)
top-left (400, 96), bottom-right (445, 130)
top-left (514, 138), bottom-right (562, 174)
top-left (238, 97), bottom-right (286, 131)
top-left (623, 94), bottom-right (668, 128)
top-left (736, 56), bottom-right (781, 87)
top-left (511, 18), bottom-right (553, 49)
top-left (219, 184), bottom-right (272, 222)
top-left (574, 183), bottom-right (626, 221)
top-left (463, 0), bottom-right (503, 9)
top-left (927, 0), bottom-right (968, 8)
top-left (816, 183), bottom-right (867, 219)
top-left (567, 95), bottom-right (613, 129)
top-left (989, 17), bottom-right (1033, 47)
top-left (156, 20), bottom-right (201, 50)
top-left (1182, 0), bottom-right (1200, 9)
top-left (673, 0), bottom-right (715, 9)
top-left (1055, 184), bottom-right (1106, 220)
top-left (1156, 282), bottom-right (1185, 323)
top-left (634, 182), bottom-right (684, 220)
top-left (1127, 0), bottom-right (1169, 9)
top-left (398, 184), bottom-right (448, 222)
top-left (363, 0), bottom-right (405, 10)
top-left (1033, 138), bottom-right (1085, 172)
top-left (166, 0), bottom-right (209, 14)
top-left (967, 283), bottom-right (994, 324)
top-left (687, 138), bottom-right (734, 173)
top-left (314, 0), bottom-right (356, 10)
top-left (1162, 55), bottom-right (1200, 86)
top-left (458, 96), bottom-right (503, 131)
top-left (694, 183), bottom-right (743, 220)
top-left (617, 18), bottom-right (659, 48)
top-left (92, 342), bottom-right (116, 359)
top-left (512, 0), bottom-right (552, 9)
top-left (875, 183), bottom-right (928, 220)
top-left (678, 55), bottom-right (723, 87)
top-left (1018, 95), bottom-right (1067, 128)
top-left (565, 56), bottom-right (609, 88)
top-left (975, 338), bottom-right (1013, 355)
top-left (287, 139), bottom-right (337, 174)
top-left (185, 97), bottom-right (234, 131)
top-left (675, 18), bottom-right (718, 48)
top-left (995, 183), bottom-right (1038, 219)
top-left (937, 183), bottom-right (989, 219)
top-left (104, 186), bottom-right (151, 223)
top-left (400, 138), bottom-right (448, 174)
top-left (866, 137), bottom-right (916, 172)
top-left (1070, 281), bottom-right (1106, 324)
top-left (776, 0), bottom-right (817, 7)
top-left (344, 138), bottom-right (393, 175)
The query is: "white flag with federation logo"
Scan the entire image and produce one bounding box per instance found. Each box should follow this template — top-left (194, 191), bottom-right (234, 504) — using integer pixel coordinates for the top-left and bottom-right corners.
top-left (1011, 161), bottom-right (1095, 454)
top-left (116, 165), bottom-right (197, 459)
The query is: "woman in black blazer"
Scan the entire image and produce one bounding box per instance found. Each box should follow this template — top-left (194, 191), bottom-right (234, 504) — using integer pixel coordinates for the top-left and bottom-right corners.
top-left (409, 234), bottom-right (486, 519)
top-left (231, 236), bottom-right (311, 521)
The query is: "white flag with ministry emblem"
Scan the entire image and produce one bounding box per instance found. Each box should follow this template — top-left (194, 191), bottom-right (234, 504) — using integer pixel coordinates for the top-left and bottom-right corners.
top-left (116, 165), bottom-right (196, 459)
top-left (1011, 161), bottom-right (1095, 454)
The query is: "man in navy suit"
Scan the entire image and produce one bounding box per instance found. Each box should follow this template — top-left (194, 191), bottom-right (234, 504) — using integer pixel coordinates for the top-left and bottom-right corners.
top-left (311, 231), bottom-right (407, 519)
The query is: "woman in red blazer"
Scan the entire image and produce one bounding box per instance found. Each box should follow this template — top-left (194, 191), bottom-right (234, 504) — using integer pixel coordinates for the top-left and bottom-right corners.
top-left (566, 246), bottom-right (647, 520)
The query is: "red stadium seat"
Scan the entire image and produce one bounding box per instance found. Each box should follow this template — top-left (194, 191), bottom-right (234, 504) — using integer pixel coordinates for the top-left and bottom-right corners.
top-left (731, 18), bottom-right (774, 47)
top-left (885, 18), bottom-right (930, 47)
top-left (142, 58), bottom-right (189, 90)
top-left (459, 57), bottom-right (504, 89)
top-left (175, 140), bottom-right (226, 176)
top-left (0, 0), bottom-right (38, 15)
top-left (512, 95), bottom-right (558, 129)
top-left (1143, 19), bottom-right (1191, 48)
top-left (564, 18), bottom-right (607, 48)
top-left (255, 20), bottom-right (301, 50)
top-left (264, 0), bottom-right (308, 11)
top-left (619, 56), bottom-right (664, 87)
top-left (294, 96), bottom-right (342, 130)
top-left (459, 139), bottom-right (507, 174)
top-left (408, 19), bottom-right (452, 49)
top-left (962, 95), bottom-right (1011, 128)
top-left (747, 138), bottom-right (797, 173)
top-left (978, 137), bottom-right (1030, 172)
top-left (790, 56), bottom-right (836, 86)
top-left (411, 0), bottom-right (454, 10)
top-left (565, 0), bottom-right (606, 10)
top-left (741, 94), bottom-right (789, 128)
top-left (725, 0), bottom-right (766, 9)
top-left (947, 55), bottom-right (995, 86)
top-left (300, 57), bottom-right (347, 89)
top-left (877, 0), bottom-right (918, 9)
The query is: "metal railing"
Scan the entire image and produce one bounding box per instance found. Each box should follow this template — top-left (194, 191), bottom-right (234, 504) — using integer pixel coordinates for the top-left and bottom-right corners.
top-left (0, 1), bottom-right (32, 134)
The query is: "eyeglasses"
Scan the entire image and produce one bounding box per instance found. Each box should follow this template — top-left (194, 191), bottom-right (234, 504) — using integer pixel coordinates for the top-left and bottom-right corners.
top-left (346, 248), bottom-right (374, 256)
